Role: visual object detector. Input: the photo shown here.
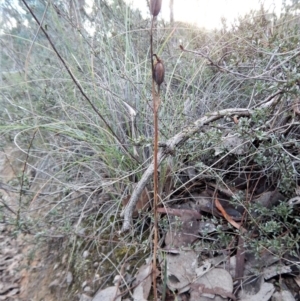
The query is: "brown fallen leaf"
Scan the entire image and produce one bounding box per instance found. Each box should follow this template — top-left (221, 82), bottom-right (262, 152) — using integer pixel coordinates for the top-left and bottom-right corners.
top-left (215, 197), bottom-right (246, 233)
top-left (191, 191), bottom-right (243, 221)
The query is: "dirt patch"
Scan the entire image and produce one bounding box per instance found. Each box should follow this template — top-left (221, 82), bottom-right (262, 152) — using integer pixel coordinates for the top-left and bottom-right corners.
top-left (0, 146), bottom-right (72, 301)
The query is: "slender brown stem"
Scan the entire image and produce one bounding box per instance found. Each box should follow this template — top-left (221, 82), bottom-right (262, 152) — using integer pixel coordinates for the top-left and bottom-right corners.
top-left (150, 15), bottom-right (159, 301)
top-left (153, 93), bottom-right (159, 301)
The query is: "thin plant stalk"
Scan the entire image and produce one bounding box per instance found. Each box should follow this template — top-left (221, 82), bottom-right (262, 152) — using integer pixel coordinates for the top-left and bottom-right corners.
top-left (150, 16), bottom-right (159, 301)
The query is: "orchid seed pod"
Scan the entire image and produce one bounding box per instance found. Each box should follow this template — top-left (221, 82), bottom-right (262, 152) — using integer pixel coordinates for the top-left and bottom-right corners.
top-left (153, 54), bottom-right (165, 92)
top-left (150, 0), bottom-right (162, 17)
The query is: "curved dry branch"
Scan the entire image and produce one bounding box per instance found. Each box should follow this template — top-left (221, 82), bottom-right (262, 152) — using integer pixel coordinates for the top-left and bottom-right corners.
top-left (120, 108), bottom-right (254, 232)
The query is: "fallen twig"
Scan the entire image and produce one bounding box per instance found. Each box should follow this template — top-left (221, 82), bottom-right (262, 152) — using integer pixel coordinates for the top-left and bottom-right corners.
top-left (120, 108), bottom-right (252, 232)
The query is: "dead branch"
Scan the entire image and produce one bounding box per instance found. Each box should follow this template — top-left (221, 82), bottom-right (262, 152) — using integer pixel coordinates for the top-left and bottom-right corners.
top-left (120, 107), bottom-right (253, 232)
top-left (120, 92), bottom-right (286, 232)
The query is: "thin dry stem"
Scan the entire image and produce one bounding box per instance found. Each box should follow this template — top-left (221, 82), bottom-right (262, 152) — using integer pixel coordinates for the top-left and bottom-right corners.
top-left (151, 15), bottom-right (159, 301)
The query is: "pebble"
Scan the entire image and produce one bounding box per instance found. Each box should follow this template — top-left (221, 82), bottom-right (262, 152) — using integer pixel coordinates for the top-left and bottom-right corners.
top-left (83, 250), bottom-right (89, 258)
top-left (84, 286), bottom-right (92, 292)
top-left (66, 271), bottom-right (73, 285)
top-left (82, 281), bottom-right (87, 288)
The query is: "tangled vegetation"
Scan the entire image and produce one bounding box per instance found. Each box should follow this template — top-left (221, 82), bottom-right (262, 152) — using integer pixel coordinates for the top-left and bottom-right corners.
top-left (1, 0), bottom-right (300, 300)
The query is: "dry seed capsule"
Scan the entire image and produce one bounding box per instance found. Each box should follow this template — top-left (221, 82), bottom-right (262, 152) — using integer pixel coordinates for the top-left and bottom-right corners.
top-left (150, 0), bottom-right (162, 17)
top-left (153, 54), bottom-right (164, 91)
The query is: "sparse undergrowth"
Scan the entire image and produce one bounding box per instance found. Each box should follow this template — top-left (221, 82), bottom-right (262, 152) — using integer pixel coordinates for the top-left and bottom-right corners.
top-left (1, 0), bottom-right (300, 300)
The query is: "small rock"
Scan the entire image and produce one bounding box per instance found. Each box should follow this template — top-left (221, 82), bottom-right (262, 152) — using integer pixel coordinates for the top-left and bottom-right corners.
top-left (83, 251), bottom-right (89, 258)
top-left (79, 293), bottom-right (92, 301)
top-left (62, 253), bottom-right (68, 264)
top-left (113, 275), bottom-right (121, 285)
top-left (93, 262), bottom-right (98, 268)
top-left (82, 281), bottom-right (87, 288)
top-left (66, 271), bottom-right (73, 285)
top-left (53, 263), bottom-right (59, 271)
top-left (49, 279), bottom-right (60, 288)
top-left (84, 286), bottom-right (92, 292)
top-left (49, 279), bottom-right (60, 292)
